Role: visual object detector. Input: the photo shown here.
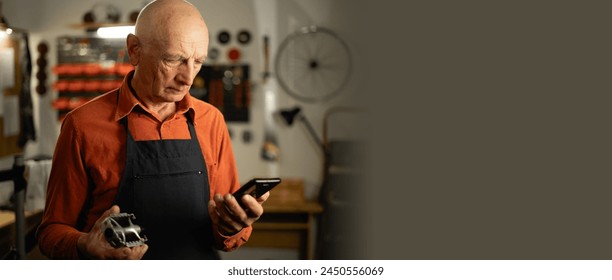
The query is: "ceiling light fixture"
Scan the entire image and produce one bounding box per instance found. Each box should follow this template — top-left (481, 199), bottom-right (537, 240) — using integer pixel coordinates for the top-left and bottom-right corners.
top-left (96, 25), bottom-right (134, 39)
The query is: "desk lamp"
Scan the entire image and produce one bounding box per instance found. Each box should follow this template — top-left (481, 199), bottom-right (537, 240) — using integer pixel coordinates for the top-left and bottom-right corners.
top-left (279, 106), bottom-right (325, 153)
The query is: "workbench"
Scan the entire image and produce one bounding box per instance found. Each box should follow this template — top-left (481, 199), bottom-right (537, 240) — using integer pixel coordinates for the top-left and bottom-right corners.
top-left (0, 210), bottom-right (43, 259)
top-left (245, 200), bottom-right (323, 260)
top-left (240, 178), bottom-right (323, 260)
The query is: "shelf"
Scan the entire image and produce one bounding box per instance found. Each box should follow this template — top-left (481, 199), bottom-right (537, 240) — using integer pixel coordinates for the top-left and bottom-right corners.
top-left (53, 36), bottom-right (130, 121)
top-left (263, 200), bottom-right (323, 214)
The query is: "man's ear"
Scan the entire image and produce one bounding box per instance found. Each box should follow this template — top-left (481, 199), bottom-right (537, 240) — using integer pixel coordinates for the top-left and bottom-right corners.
top-left (126, 34), bottom-right (140, 66)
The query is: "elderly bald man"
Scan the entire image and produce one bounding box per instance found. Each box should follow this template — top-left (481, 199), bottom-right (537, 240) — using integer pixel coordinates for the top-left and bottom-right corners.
top-left (37, 0), bottom-right (265, 260)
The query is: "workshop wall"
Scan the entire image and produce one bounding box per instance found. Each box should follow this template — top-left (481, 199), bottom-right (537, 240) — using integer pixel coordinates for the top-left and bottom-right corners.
top-left (0, 0), bottom-right (364, 204)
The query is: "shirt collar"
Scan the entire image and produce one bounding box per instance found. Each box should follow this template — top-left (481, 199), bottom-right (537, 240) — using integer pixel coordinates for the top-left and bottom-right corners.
top-left (114, 70), bottom-right (197, 122)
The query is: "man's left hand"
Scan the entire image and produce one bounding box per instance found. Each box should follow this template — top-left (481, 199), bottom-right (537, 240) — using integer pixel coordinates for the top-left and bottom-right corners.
top-left (208, 191), bottom-right (269, 235)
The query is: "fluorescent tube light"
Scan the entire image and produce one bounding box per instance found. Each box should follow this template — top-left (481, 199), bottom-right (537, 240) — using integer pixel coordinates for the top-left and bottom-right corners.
top-left (97, 26), bottom-right (135, 39)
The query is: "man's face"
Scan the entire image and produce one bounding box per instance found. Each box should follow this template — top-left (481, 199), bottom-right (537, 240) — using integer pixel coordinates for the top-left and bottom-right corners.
top-left (135, 29), bottom-right (208, 103)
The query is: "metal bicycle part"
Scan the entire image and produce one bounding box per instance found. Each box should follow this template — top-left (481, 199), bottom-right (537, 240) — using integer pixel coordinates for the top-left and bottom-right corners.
top-left (275, 26), bottom-right (352, 103)
top-left (102, 213), bottom-right (147, 248)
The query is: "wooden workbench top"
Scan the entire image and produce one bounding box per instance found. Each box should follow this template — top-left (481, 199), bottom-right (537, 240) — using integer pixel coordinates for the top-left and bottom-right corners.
top-left (0, 210), bottom-right (43, 228)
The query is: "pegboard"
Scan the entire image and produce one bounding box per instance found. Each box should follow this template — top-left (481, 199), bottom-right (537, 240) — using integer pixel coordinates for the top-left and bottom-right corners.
top-left (190, 64), bottom-right (251, 122)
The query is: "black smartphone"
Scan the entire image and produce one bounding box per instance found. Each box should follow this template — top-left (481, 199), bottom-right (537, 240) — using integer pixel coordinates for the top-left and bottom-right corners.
top-left (233, 177), bottom-right (281, 207)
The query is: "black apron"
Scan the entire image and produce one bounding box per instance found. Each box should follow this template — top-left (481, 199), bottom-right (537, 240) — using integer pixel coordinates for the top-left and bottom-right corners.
top-left (113, 114), bottom-right (218, 260)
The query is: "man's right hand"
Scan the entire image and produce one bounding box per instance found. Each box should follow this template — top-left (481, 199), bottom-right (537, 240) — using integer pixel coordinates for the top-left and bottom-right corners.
top-left (76, 205), bottom-right (148, 259)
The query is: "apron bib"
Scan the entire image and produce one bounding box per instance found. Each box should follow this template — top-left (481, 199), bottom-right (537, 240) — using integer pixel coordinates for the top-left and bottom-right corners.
top-left (114, 115), bottom-right (218, 259)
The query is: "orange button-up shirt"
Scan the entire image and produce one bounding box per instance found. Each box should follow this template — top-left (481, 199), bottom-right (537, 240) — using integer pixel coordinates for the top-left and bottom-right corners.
top-left (37, 72), bottom-right (249, 259)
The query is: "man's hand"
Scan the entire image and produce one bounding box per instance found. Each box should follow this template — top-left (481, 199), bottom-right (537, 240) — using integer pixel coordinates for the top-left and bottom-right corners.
top-left (76, 205), bottom-right (148, 259)
top-left (208, 192), bottom-right (269, 236)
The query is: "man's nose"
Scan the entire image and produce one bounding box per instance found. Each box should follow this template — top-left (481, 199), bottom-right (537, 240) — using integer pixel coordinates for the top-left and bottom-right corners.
top-left (177, 61), bottom-right (197, 86)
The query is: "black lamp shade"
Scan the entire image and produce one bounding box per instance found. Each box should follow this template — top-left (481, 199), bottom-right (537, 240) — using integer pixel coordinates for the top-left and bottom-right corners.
top-left (280, 106), bottom-right (301, 126)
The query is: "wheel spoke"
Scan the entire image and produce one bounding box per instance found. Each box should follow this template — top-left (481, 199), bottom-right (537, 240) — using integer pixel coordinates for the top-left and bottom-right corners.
top-left (275, 27), bottom-right (351, 102)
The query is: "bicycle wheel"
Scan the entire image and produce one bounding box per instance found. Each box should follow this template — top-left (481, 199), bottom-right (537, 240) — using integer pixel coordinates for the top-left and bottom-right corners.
top-left (275, 26), bottom-right (352, 103)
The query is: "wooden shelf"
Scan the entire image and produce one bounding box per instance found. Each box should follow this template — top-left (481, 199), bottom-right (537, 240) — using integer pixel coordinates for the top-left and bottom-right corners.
top-left (246, 200), bottom-right (323, 259)
top-left (263, 200), bottom-right (323, 214)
